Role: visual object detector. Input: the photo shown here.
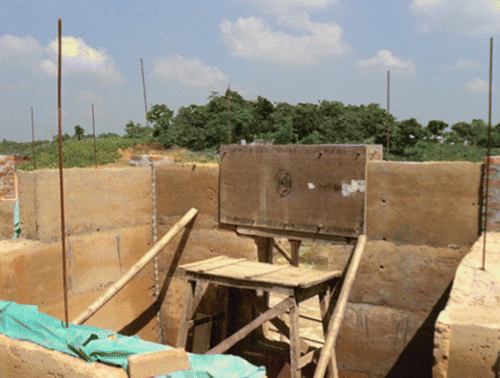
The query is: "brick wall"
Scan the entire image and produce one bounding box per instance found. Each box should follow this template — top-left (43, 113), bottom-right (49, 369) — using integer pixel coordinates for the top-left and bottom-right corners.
top-left (0, 156), bottom-right (16, 200)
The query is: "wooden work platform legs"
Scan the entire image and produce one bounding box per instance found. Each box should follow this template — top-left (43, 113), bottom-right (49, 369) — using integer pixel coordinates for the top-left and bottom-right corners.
top-left (176, 282), bottom-right (315, 378)
top-left (176, 235), bottom-right (366, 378)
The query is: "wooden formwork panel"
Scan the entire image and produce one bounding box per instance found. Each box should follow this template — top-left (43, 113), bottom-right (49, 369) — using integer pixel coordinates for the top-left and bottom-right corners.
top-left (219, 145), bottom-right (367, 239)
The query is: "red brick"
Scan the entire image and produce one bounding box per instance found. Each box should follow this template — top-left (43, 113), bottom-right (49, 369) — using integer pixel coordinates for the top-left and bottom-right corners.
top-left (486, 222), bottom-right (500, 231)
top-left (486, 179), bottom-right (500, 187)
top-left (485, 156), bottom-right (500, 165)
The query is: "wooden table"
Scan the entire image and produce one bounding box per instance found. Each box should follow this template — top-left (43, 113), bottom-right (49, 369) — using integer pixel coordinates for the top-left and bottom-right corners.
top-left (176, 256), bottom-right (342, 378)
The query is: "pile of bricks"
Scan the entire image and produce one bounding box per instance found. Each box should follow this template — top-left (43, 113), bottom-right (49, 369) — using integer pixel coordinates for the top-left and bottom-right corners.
top-left (0, 156), bottom-right (16, 200)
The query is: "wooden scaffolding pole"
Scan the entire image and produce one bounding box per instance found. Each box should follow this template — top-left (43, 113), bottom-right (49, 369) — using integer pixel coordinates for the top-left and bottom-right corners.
top-left (71, 207), bottom-right (198, 325)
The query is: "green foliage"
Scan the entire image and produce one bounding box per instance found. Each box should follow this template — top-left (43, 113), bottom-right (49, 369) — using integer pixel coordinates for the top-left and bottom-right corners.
top-left (12, 137), bottom-right (146, 171)
top-left (401, 141), bottom-right (500, 162)
top-left (148, 104), bottom-right (174, 147)
top-left (125, 121), bottom-right (150, 139)
top-left (74, 125), bottom-right (85, 141)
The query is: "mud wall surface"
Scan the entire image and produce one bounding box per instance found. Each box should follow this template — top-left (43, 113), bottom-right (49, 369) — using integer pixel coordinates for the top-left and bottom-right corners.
top-left (155, 162), bottom-right (479, 378)
top-left (366, 161), bottom-right (482, 247)
top-left (0, 155), bottom-right (17, 240)
top-left (0, 334), bottom-right (127, 378)
top-left (0, 225), bottom-right (158, 342)
top-left (433, 233), bottom-right (500, 378)
top-left (0, 200), bottom-right (15, 239)
top-left (18, 167), bottom-right (152, 242)
top-left (2, 165), bottom-right (256, 348)
top-left (0, 161), bottom-right (483, 377)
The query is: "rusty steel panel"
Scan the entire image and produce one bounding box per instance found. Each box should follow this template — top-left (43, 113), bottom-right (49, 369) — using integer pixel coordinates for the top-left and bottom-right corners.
top-left (219, 145), bottom-right (367, 239)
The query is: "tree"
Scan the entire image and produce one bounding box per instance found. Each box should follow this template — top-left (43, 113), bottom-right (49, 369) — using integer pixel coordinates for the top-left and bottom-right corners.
top-left (425, 120), bottom-right (448, 141)
top-left (292, 103), bottom-right (319, 142)
top-left (391, 118), bottom-right (424, 155)
top-left (446, 120), bottom-right (487, 147)
top-left (124, 121), bottom-right (149, 139)
top-left (147, 104), bottom-right (174, 146)
top-left (74, 125), bottom-right (85, 141)
top-left (171, 105), bottom-right (209, 150)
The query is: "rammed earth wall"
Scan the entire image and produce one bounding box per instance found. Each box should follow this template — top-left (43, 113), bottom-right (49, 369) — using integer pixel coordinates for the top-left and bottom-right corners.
top-left (0, 160), bottom-right (485, 377)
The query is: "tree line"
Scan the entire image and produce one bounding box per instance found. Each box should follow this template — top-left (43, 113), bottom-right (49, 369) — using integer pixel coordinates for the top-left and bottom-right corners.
top-left (121, 89), bottom-right (500, 162)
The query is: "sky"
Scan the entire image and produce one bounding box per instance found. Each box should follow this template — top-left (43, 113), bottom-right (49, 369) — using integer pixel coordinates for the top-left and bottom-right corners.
top-left (2, 0), bottom-right (500, 142)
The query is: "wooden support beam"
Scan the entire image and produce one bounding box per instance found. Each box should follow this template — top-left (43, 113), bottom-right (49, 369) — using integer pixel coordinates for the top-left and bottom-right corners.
top-left (206, 296), bottom-right (294, 355)
top-left (313, 235), bottom-right (366, 378)
top-left (289, 239), bottom-right (301, 267)
top-left (71, 208), bottom-right (198, 325)
top-left (273, 241), bottom-right (292, 264)
top-left (246, 290), bottom-right (311, 354)
top-left (299, 348), bottom-right (322, 369)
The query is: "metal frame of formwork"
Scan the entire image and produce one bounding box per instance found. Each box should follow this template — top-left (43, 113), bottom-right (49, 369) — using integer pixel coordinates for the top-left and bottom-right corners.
top-left (176, 144), bottom-right (368, 378)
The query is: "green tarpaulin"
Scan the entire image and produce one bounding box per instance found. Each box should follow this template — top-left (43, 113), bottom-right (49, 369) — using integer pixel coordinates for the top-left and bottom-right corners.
top-left (0, 300), bottom-right (265, 378)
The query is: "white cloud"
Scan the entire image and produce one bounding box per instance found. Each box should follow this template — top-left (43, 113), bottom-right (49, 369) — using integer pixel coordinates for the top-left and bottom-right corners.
top-left (43, 36), bottom-right (122, 83)
top-left (441, 59), bottom-right (481, 71)
top-left (410, 0), bottom-right (500, 36)
top-left (464, 77), bottom-right (489, 92)
top-left (153, 55), bottom-right (229, 88)
top-left (0, 34), bottom-right (122, 84)
top-left (0, 35), bottom-right (43, 65)
top-left (248, 0), bottom-right (337, 15)
top-left (455, 59), bottom-right (481, 70)
top-left (355, 50), bottom-right (416, 76)
top-left (220, 13), bottom-right (352, 66)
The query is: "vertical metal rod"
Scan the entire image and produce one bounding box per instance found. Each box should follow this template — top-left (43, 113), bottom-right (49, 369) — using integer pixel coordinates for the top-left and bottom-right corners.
top-left (483, 37), bottom-right (494, 271)
top-left (31, 107), bottom-right (36, 170)
top-left (386, 70), bottom-right (390, 161)
top-left (57, 18), bottom-right (69, 327)
top-left (227, 84), bottom-right (231, 144)
top-left (92, 103), bottom-right (97, 169)
top-left (140, 58), bottom-right (150, 137)
top-left (149, 158), bottom-right (164, 343)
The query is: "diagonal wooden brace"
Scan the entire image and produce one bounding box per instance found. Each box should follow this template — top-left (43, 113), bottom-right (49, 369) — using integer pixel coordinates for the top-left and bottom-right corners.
top-left (206, 296), bottom-right (294, 355)
top-left (313, 235), bottom-right (366, 378)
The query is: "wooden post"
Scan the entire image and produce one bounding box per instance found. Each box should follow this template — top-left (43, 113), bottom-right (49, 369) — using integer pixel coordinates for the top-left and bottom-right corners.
top-left (71, 208), bottom-right (198, 325)
top-left (289, 239), bottom-right (301, 267)
top-left (313, 235), bottom-right (367, 378)
top-left (255, 236), bottom-right (273, 263)
top-left (289, 297), bottom-right (301, 378)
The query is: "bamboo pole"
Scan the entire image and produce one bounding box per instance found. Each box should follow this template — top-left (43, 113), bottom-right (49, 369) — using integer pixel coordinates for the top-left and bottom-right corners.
top-left (71, 207), bottom-right (198, 325)
top-left (314, 235), bottom-right (367, 378)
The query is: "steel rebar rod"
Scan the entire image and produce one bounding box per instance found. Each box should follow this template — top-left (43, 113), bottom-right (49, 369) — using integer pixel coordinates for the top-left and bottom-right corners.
top-left (92, 103), bottom-right (97, 169)
top-left (483, 37), bottom-right (494, 271)
top-left (31, 107), bottom-right (36, 170)
top-left (57, 18), bottom-right (69, 328)
top-left (386, 70), bottom-right (390, 161)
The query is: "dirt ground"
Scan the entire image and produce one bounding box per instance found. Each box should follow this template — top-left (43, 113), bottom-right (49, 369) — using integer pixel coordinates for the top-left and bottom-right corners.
top-left (99, 145), bottom-right (218, 168)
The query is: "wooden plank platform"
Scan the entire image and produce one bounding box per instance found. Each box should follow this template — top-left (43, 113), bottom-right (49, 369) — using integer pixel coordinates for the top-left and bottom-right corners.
top-left (179, 256), bottom-right (342, 292)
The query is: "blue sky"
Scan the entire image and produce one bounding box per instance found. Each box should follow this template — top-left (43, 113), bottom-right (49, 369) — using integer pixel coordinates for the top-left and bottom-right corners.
top-left (1, 0), bottom-right (500, 142)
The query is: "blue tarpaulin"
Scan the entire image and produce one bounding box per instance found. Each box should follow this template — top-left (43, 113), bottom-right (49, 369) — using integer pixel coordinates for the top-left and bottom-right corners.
top-left (0, 300), bottom-right (265, 378)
